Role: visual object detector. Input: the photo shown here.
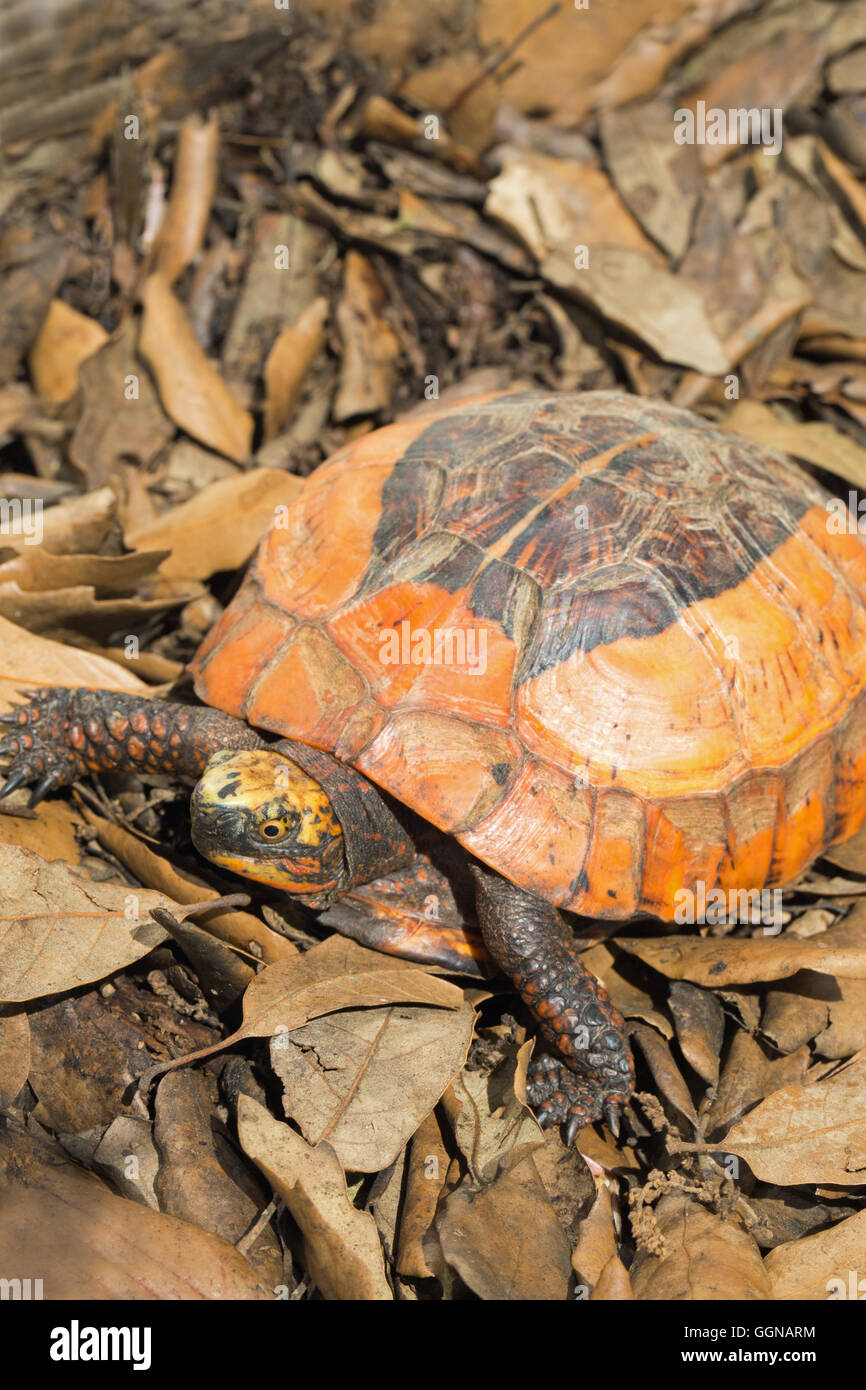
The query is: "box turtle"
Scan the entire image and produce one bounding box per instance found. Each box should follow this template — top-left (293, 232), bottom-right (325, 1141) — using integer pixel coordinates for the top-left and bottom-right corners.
top-left (5, 390), bottom-right (866, 1141)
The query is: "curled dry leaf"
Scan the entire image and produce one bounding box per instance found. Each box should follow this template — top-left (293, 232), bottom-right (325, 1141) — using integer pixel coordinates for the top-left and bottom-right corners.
top-left (153, 1070), bottom-right (283, 1289)
top-left (724, 398), bottom-right (866, 491)
top-left (333, 251), bottom-right (401, 421)
top-left (125, 466), bottom-right (304, 580)
top-left (435, 1153), bottom-right (573, 1300)
top-left (0, 614), bottom-right (149, 712)
top-left (0, 1121), bottom-right (270, 1299)
top-left (616, 927), bottom-right (866, 986)
top-left (763, 1208), bottom-right (866, 1301)
top-left (271, 1000), bottom-right (476, 1173)
top-left (631, 1023), bottom-right (699, 1129)
top-left (263, 295), bottom-right (328, 442)
top-left (156, 112), bottom-right (219, 285)
top-left (235, 933), bottom-right (463, 1042)
top-left (68, 318), bottom-right (174, 486)
top-left (0, 843), bottom-right (172, 1002)
top-left (396, 1108), bottom-right (451, 1279)
top-left (720, 1052), bottom-right (866, 1187)
top-left (443, 1041), bottom-right (543, 1185)
top-left (0, 1010), bottom-right (30, 1108)
top-left (630, 1192), bottom-right (772, 1300)
top-left (237, 1093), bottom-right (392, 1301)
top-left (705, 1031), bottom-right (810, 1139)
top-left (543, 244), bottom-right (728, 375)
top-left (572, 1183), bottom-right (618, 1292)
top-left (28, 298), bottom-right (109, 404)
top-left (139, 273), bottom-right (253, 462)
top-left (668, 980), bottom-right (725, 1086)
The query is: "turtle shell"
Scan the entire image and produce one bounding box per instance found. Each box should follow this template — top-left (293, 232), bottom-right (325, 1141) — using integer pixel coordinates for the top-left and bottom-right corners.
top-left (192, 390), bottom-right (866, 919)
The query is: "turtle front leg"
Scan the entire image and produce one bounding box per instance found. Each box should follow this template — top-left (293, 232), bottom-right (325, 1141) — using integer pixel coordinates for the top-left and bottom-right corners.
top-left (471, 864), bottom-right (634, 1143)
top-left (0, 687), bottom-right (264, 804)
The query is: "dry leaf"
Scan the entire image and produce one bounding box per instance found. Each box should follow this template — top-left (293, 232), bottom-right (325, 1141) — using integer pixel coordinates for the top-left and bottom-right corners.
top-left (764, 1208), bottom-right (866, 1301)
top-left (28, 298), bottom-right (109, 403)
top-left (237, 1093), bottom-right (392, 1300)
top-left (139, 273), bottom-right (253, 461)
top-left (617, 928), bottom-right (866, 986)
top-left (630, 1192), bottom-right (772, 1299)
top-left (721, 1052), bottom-right (866, 1186)
top-left (706, 1032), bottom-right (810, 1138)
top-left (543, 245), bottom-right (728, 375)
top-left (724, 398), bottom-right (866, 490)
top-left (263, 296), bottom-right (328, 442)
top-left (0, 843), bottom-right (171, 1001)
top-left (68, 318), bottom-right (174, 485)
top-left (435, 1154), bottom-right (572, 1300)
top-left (333, 251), bottom-right (401, 421)
top-left (668, 980), bottom-right (725, 1085)
top-left (271, 1001), bottom-right (476, 1172)
top-left (236, 933), bottom-right (463, 1042)
top-left (156, 112), bottom-right (219, 284)
top-left (125, 467), bottom-right (304, 580)
top-left (0, 1011), bottom-right (30, 1108)
top-left (0, 614), bottom-right (150, 706)
top-left (0, 1120), bottom-right (270, 1299)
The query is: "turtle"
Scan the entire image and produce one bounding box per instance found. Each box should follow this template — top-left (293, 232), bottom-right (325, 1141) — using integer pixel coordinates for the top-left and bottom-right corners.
top-left (4, 389), bottom-right (866, 1141)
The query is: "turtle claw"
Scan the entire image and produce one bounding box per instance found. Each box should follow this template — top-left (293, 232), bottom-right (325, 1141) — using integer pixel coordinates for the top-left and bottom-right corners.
top-left (527, 1053), bottom-right (627, 1144)
top-left (0, 767), bottom-right (31, 800)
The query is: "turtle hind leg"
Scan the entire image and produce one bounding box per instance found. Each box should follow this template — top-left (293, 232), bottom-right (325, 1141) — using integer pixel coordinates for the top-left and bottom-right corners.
top-left (0, 686), bottom-right (263, 805)
top-left (471, 863), bottom-right (634, 1142)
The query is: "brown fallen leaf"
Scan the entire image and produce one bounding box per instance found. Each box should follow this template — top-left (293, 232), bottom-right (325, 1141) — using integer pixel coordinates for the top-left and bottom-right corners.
top-left (720, 1052), bottom-right (866, 1187)
top-left (631, 1023), bottom-right (698, 1129)
top-left (0, 1119), bottom-right (270, 1299)
top-left (0, 843), bottom-right (171, 1002)
top-left (0, 798), bottom-right (84, 865)
top-left (156, 112), bottom-right (219, 284)
top-left (572, 1183), bottom-right (619, 1293)
top-left (724, 398), bottom-right (866, 491)
top-left (153, 1070), bottom-right (282, 1289)
top-left (616, 926), bottom-right (866, 986)
top-left (271, 1000), bottom-right (476, 1172)
top-left (0, 615), bottom-right (150, 708)
top-left (435, 1153), bottom-right (572, 1300)
top-left (263, 296), bottom-right (328, 442)
top-left (0, 1010), bottom-right (30, 1109)
top-left (334, 251), bottom-right (401, 421)
top-left (543, 244), bottom-right (728, 375)
top-left (28, 298), bottom-right (109, 403)
top-left (126, 466), bottom-right (304, 580)
top-left (443, 1042), bottom-right (544, 1184)
top-left (0, 486), bottom-right (118, 558)
top-left (764, 1208), bottom-right (866, 1301)
top-left (68, 318), bottom-right (174, 486)
top-left (236, 933), bottom-right (463, 1041)
top-left (237, 1093), bottom-right (392, 1300)
top-left (139, 273), bottom-right (253, 461)
top-left (630, 1192), bottom-right (772, 1299)
top-left (705, 1032), bottom-right (810, 1139)
top-left (486, 146), bottom-right (665, 264)
top-left (590, 1255), bottom-right (634, 1300)
top-left (396, 1108), bottom-right (452, 1279)
top-left (668, 980), bottom-right (725, 1086)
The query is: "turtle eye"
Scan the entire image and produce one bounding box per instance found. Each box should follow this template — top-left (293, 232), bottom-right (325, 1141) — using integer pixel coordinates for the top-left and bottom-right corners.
top-left (259, 819), bottom-right (288, 841)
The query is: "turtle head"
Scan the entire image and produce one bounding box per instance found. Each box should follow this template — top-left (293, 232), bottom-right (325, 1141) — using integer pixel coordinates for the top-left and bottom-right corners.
top-left (191, 748), bottom-right (346, 901)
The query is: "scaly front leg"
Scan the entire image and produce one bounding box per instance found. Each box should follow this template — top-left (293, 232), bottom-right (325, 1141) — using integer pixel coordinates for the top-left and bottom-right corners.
top-left (472, 863), bottom-right (634, 1143)
top-left (0, 687), bottom-right (264, 804)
